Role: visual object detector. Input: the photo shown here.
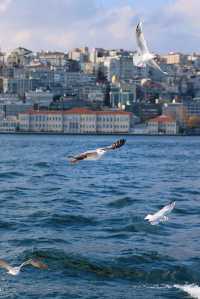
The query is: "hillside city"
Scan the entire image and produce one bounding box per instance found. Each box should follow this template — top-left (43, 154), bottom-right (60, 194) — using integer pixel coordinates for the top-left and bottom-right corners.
top-left (0, 46), bottom-right (200, 134)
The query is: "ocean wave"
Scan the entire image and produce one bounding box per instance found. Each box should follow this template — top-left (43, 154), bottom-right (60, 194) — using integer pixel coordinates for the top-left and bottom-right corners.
top-left (0, 171), bottom-right (24, 179)
top-left (44, 214), bottom-right (97, 227)
top-left (18, 249), bottom-right (198, 284)
top-left (107, 197), bottom-right (134, 208)
top-left (24, 211), bottom-right (97, 227)
top-left (116, 251), bottom-right (175, 265)
top-left (175, 284), bottom-right (200, 298)
top-left (175, 207), bottom-right (200, 216)
top-left (34, 162), bottom-right (50, 168)
top-left (103, 219), bottom-right (167, 235)
top-left (0, 220), bottom-right (17, 229)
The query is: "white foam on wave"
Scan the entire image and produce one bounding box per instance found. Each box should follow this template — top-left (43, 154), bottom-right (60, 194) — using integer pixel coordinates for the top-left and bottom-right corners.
top-left (174, 284), bottom-right (200, 299)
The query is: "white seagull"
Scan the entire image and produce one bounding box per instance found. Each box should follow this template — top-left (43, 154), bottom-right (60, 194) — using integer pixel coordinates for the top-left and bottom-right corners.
top-left (145, 201), bottom-right (176, 225)
top-left (133, 21), bottom-right (168, 75)
top-left (69, 139), bottom-right (126, 164)
top-left (0, 258), bottom-right (48, 276)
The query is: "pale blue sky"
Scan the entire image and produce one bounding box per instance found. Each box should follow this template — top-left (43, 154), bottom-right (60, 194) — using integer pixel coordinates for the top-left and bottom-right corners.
top-left (0, 0), bottom-right (199, 53)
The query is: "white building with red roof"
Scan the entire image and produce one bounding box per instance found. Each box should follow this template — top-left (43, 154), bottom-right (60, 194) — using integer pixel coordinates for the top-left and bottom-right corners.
top-left (147, 114), bottom-right (178, 135)
top-left (19, 108), bottom-right (132, 134)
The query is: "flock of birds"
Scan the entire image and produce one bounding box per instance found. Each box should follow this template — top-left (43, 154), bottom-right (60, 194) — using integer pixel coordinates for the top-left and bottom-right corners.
top-left (1, 137), bottom-right (176, 277)
top-left (0, 23), bottom-right (175, 278)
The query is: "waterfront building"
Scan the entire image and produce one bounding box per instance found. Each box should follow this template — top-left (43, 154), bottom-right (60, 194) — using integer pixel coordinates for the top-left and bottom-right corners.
top-left (162, 102), bottom-right (188, 127)
top-left (147, 114), bottom-right (178, 135)
top-left (19, 108), bottom-right (132, 134)
top-left (19, 110), bottom-right (63, 132)
top-left (0, 116), bottom-right (19, 132)
top-left (63, 108), bottom-right (96, 134)
top-left (95, 110), bottom-right (131, 134)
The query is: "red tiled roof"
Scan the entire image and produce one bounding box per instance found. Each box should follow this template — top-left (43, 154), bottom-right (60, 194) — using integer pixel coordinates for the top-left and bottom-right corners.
top-left (20, 109), bottom-right (62, 115)
top-left (63, 108), bottom-right (131, 115)
top-left (20, 108), bottom-right (132, 116)
top-left (149, 114), bottom-right (175, 123)
top-left (96, 110), bottom-right (131, 115)
top-left (64, 108), bottom-right (96, 114)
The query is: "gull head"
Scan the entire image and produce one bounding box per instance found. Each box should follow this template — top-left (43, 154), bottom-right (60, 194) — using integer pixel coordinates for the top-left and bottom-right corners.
top-left (144, 214), bottom-right (153, 221)
top-left (136, 21), bottom-right (143, 34)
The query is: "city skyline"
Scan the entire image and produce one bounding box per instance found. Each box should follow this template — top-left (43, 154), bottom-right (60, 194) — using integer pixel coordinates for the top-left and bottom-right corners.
top-left (0, 0), bottom-right (199, 53)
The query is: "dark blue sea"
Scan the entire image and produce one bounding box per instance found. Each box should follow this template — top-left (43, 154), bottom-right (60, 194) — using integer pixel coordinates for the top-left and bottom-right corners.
top-left (0, 134), bottom-right (200, 299)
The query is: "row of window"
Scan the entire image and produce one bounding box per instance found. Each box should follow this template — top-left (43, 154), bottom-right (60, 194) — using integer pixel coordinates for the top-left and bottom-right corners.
top-left (32, 123), bottom-right (62, 129)
top-left (28, 115), bottom-right (129, 122)
top-left (30, 115), bottom-right (62, 121)
top-left (97, 124), bottom-right (128, 129)
top-left (149, 123), bottom-right (176, 127)
top-left (0, 123), bottom-right (16, 127)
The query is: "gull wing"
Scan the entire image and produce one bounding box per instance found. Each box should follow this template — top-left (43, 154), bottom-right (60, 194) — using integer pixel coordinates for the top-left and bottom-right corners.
top-left (29, 259), bottom-right (48, 269)
top-left (101, 139), bottom-right (126, 151)
top-left (153, 202), bottom-right (176, 219)
top-left (146, 59), bottom-right (168, 75)
top-left (69, 150), bottom-right (98, 163)
top-left (21, 259), bottom-right (48, 269)
top-left (136, 22), bottom-right (149, 55)
top-left (0, 259), bottom-right (12, 271)
top-left (133, 53), bottom-right (146, 67)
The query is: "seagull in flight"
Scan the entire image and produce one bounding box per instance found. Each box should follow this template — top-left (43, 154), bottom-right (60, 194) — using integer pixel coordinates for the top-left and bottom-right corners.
top-left (69, 139), bottom-right (126, 164)
top-left (145, 202), bottom-right (176, 225)
top-left (0, 258), bottom-right (48, 275)
top-left (133, 21), bottom-right (168, 75)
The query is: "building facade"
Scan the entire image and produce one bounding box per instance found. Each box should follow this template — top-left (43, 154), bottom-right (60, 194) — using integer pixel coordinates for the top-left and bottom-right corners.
top-left (19, 108), bottom-right (132, 133)
top-left (0, 116), bottom-right (19, 132)
top-left (147, 114), bottom-right (178, 135)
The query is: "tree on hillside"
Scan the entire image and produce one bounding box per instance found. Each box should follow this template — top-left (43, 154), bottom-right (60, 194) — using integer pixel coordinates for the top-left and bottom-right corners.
top-left (187, 115), bottom-right (200, 128)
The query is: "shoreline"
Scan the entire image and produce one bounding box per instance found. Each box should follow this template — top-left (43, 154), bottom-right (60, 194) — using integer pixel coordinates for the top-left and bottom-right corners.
top-left (0, 131), bottom-right (199, 137)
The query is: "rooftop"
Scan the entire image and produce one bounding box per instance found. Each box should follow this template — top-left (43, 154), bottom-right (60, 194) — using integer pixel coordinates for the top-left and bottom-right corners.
top-left (20, 107), bottom-right (132, 116)
top-left (149, 114), bottom-right (175, 123)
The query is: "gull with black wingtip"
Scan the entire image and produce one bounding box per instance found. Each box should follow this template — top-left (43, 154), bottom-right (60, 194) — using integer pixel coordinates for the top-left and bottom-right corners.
top-left (68, 139), bottom-right (126, 164)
